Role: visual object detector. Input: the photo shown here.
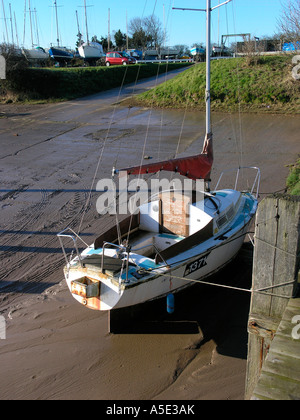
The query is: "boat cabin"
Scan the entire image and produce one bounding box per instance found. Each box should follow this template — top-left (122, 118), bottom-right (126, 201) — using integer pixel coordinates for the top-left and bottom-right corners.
top-left (94, 189), bottom-right (242, 265)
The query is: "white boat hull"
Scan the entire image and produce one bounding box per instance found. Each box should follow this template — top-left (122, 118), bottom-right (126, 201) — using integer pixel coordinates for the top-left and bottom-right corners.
top-left (112, 224), bottom-right (248, 309)
top-left (64, 209), bottom-right (254, 311)
top-left (78, 43), bottom-right (104, 59)
top-left (22, 48), bottom-right (48, 62)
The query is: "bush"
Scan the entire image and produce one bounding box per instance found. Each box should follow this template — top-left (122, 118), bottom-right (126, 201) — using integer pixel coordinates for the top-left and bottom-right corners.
top-left (0, 62), bottom-right (191, 102)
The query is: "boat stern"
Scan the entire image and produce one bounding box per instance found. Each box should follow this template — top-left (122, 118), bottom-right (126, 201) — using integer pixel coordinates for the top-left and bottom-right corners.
top-left (64, 266), bottom-right (122, 311)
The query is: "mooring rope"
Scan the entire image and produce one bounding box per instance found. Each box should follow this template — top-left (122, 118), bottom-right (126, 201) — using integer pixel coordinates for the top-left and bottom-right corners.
top-left (159, 273), bottom-right (297, 300)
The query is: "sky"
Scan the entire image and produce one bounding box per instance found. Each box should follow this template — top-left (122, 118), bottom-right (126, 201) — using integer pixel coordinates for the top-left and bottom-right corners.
top-left (1, 0), bottom-right (285, 50)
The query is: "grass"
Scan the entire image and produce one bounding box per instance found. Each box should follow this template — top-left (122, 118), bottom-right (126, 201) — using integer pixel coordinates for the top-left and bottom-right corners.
top-left (286, 158), bottom-right (300, 196)
top-left (2, 56), bottom-right (299, 114)
top-left (0, 63), bottom-right (191, 104)
top-left (130, 55), bottom-right (300, 114)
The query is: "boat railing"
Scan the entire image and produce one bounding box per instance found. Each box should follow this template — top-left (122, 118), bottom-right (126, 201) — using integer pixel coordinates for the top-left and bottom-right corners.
top-left (215, 166), bottom-right (261, 199)
top-left (57, 228), bottom-right (89, 267)
top-left (57, 231), bottom-right (166, 285)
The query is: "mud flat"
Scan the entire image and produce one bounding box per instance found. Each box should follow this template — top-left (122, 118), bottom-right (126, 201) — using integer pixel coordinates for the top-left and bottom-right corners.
top-left (0, 79), bottom-right (299, 400)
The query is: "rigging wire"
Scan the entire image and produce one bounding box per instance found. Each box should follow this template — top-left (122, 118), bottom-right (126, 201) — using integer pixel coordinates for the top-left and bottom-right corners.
top-left (77, 66), bottom-right (130, 237)
top-left (125, 63), bottom-right (166, 244)
top-left (77, 0), bottom-right (159, 236)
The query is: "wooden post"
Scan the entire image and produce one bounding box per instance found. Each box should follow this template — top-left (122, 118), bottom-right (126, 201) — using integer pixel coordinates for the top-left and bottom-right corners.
top-left (245, 194), bottom-right (300, 400)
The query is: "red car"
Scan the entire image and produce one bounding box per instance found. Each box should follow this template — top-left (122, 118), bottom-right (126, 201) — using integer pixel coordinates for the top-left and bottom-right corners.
top-left (105, 51), bottom-right (137, 66)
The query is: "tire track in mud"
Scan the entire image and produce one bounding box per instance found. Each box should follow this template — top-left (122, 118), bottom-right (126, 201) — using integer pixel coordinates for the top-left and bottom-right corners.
top-left (0, 124), bottom-right (81, 161)
top-left (0, 187), bottom-right (48, 249)
top-left (0, 102), bottom-right (130, 296)
top-left (0, 182), bottom-right (93, 295)
top-left (0, 187), bottom-right (52, 286)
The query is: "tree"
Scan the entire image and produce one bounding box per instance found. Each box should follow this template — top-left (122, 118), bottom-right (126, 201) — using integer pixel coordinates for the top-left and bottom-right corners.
top-left (76, 31), bottom-right (83, 48)
top-left (91, 35), bottom-right (102, 44)
top-left (173, 44), bottom-right (190, 56)
top-left (131, 28), bottom-right (148, 50)
top-left (128, 17), bottom-right (148, 50)
top-left (144, 15), bottom-right (164, 49)
top-left (100, 36), bottom-right (109, 52)
top-left (129, 17), bottom-right (144, 36)
top-left (277, 0), bottom-right (300, 46)
top-left (128, 15), bottom-right (164, 50)
top-left (114, 30), bottom-right (127, 49)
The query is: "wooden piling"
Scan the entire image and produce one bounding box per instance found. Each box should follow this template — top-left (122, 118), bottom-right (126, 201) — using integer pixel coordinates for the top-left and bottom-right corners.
top-left (245, 194), bottom-right (300, 400)
top-left (251, 297), bottom-right (300, 400)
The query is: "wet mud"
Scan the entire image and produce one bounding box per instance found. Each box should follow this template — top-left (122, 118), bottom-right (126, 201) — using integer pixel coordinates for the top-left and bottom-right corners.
top-left (0, 72), bottom-right (299, 400)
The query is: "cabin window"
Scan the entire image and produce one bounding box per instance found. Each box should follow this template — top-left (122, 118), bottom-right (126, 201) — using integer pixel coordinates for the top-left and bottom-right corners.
top-left (227, 206), bottom-right (234, 221)
top-left (217, 214), bottom-right (228, 229)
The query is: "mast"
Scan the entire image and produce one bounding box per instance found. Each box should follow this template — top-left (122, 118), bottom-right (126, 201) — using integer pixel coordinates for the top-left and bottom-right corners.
top-left (84, 0), bottom-right (89, 45)
top-left (108, 8), bottom-right (110, 51)
top-left (23, 0), bottom-right (26, 46)
top-left (76, 10), bottom-right (82, 46)
top-left (34, 8), bottom-right (40, 46)
top-left (173, 0), bottom-right (232, 140)
top-left (54, 1), bottom-right (60, 46)
top-left (1, 0), bottom-right (9, 44)
top-left (14, 11), bottom-right (20, 47)
top-left (206, 0), bottom-right (212, 138)
top-left (28, 0), bottom-right (34, 47)
top-left (9, 3), bottom-right (14, 46)
top-left (126, 10), bottom-right (129, 50)
top-left (120, 1), bottom-right (233, 184)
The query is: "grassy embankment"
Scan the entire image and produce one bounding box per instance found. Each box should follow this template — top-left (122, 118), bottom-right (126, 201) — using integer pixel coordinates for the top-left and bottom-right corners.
top-left (0, 63), bottom-right (191, 104)
top-left (131, 55), bottom-right (300, 114)
top-left (287, 158), bottom-right (300, 196)
top-left (2, 56), bottom-right (299, 113)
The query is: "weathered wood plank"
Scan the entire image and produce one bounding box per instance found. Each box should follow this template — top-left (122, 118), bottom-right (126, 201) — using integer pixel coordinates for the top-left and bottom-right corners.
top-left (253, 371), bottom-right (300, 401)
top-left (245, 195), bottom-right (300, 400)
top-left (270, 335), bottom-right (300, 359)
top-left (250, 195), bottom-right (300, 318)
top-left (263, 352), bottom-right (300, 382)
top-left (252, 298), bottom-right (300, 400)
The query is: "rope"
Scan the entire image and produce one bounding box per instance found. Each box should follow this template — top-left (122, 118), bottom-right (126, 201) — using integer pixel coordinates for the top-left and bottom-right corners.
top-left (254, 236), bottom-right (300, 259)
top-left (131, 224), bottom-right (298, 299)
top-left (158, 272), bottom-right (297, 300)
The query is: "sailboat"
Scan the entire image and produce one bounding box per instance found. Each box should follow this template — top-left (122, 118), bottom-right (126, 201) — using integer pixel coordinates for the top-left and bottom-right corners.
top-left (21, 0), bottom-right (49, 63)
top-left (77, 0), bottom-right (104, 61)
top-left (48, 1), bottom-right (73, 64)
top-left (58, 0), bottom-right (260, 312)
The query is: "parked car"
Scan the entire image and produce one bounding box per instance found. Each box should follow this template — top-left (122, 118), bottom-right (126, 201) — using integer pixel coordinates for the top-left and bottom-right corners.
top-left (105, 51), bottom-right (136, 66)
